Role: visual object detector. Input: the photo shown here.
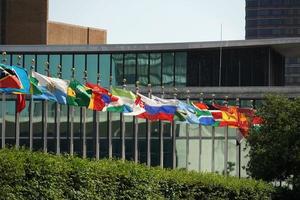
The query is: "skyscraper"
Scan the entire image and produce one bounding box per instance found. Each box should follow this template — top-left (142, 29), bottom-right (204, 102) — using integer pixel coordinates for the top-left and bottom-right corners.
top-left (245, 0), bottom-right (300, 85)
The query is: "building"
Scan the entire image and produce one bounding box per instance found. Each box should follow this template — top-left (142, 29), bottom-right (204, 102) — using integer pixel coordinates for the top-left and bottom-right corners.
top-left (0, 0), bottom-right (107, 45)
top-left (245, 0), bottom-right (300, 85)
top-left (1, 38), bottom-right (300, 177)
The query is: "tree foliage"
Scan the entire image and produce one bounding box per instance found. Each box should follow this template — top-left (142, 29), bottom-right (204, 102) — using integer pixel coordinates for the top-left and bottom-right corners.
top-left (246, 95), bottom-right (300, 198)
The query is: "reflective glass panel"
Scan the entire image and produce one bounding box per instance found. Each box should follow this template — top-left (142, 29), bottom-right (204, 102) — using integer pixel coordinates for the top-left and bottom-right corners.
top-left (111, 54), bottom-right (123, 86)
top-left (162, 53), bottom-right (174, 86)
top-left (175, 52), bottom-right (187, 87)
top-left (149, 53), bottom-right (161, 86)
top-left (137, 53), bottom-right (149, 86)
top-left (124, 54), bottom-right (136, 86)
top-left (99, 54), bottom-right (110, 88)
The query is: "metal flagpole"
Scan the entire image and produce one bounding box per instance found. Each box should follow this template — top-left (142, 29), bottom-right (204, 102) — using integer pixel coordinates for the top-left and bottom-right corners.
top-left (15, 55), bottom-right (22, 149)
top-left (1, 52), bottom-right (7, 149)
top-left (95, 73), bottom-right (100, 160)
top-left (121, 79), bottom-right (126, 161)
top-left (43, 61), bottom-right (49, 153)
top-left (108, 76), bottom-right (113, 158)
top-left (172, 87), bottom-right (178, 169)
top-left (29, 59), bottom-right (35, 151)
top-left (146, 83), bottom-right (152, 167)
top-left (70, 67), bottom-right (75, 156)
top-left (211, 94), bottom-right (216, 173)
top-left (133, 81), bottom-right (139, 163)
top-left (235, 97), bottom-right (241, 178)
top-left (56, 64), bottom-right (62, 155)
top-left (159, 86), bottom-right (164, 168)
top-left (198, 92), bottom-right (204, 172)
top-left (82, 70), bottom-right (88, 158)
top-left (224, 96), bottom-right (229, 176)
top-left (186, 89), bottom-right (190, 170)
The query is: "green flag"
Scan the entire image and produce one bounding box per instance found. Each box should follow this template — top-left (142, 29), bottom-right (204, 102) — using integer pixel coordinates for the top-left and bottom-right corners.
top-left (67, 80), bottom-right (91, 106)
top-left (30, 76), bottom-right (43, 95)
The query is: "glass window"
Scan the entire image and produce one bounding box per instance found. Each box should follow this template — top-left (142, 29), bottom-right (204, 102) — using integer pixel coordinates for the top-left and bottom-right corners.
top-left (149, 53), bottom-right (161, 87)
top-left (175, 52), bottom-right (187, 87)
top-left (137, 53), bottom-right (149, 86)
top-left (0, 53), bottom-right (11, 65)
top-left (111, 54), bottom-right (124, 86)
top-left (5, 100), bottom-right (16, 146)
top-left (24, 55), bottom-right (35, 74)
top-left (12, 54), bottom-right (23, 66)
top-left (99, 54), bottom-right (110, 88)
top-left (124, 54), bottom-right (136, 86)
top-left (61, 54), bottom-right (73, 79)
top-left (49, 55), bottom-right (60, 78)
top-left (74, 54), bottom-right (85, 82)
top-left (36, 55), bottom-right (48, 74)
top-left (87, 54), bottom-right (98, 83)
top-left (162, 53), bottom-right (174, 86)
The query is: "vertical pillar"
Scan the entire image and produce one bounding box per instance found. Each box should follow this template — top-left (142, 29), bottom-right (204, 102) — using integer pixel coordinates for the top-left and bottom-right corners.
top-left (95, 73), bottom-right (100, 160)
top-left (159, 86), bottom-right (164, 168)
top-left (29, 59), bottom-right (35, 151)
top-left (1, 52), bottom-right (7, 149)
top-left (224, 96), bottom-right (229, 176)
top-left (82, 70), bottom-right (88, 158)
top-left (108, 76), bottom-right (113, 158)
top-left (211, 94), bottom-right (216, 173)
top-left (172, 88), bottom-right (178, 169)
top-left (56, 64), bottom-right (62, 155)
top-left (185, 89), bottom-right (190, 170)
top-left (198, 92), bottom-right (204, 172)
top-left (147, 84), bottom-right (152, 167)
top-left (133, 81), bottom-right (139, 163)
top-left (43, 61), bottom-right (50, 153)
top-left (15, 55), bottom-right (22, 149)
top-left (69, 67), bottom-right (75, 156)
top-left (121, 79), bottom-right (126, 161)
top-left (236, 98), bottom-right (241, 178)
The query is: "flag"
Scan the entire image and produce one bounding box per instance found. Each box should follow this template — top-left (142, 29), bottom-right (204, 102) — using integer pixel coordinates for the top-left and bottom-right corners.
top-left (213, 103), bottom-right (239, 127)
top-left (85, 82), bottom-right (118, 111)
top-left (106, 87), bottom-right (145, 115)
top-left (0, 64), bottom-right (30, 94)
top-left (31, 71), bottom-right (69, 104)
top-left (175, 101), bottom-right (200, 124)
top-left (67, 80), bottom-right (92, 107)
top-left (137, 94), bottom-right (177, 121)
top-left (16, 94), bottom-right (26, 113)
top-left (191, 102), bottom-right (216, 126)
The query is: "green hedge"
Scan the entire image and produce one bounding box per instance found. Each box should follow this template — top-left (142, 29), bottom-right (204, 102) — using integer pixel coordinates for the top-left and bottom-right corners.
top-left (0, 148), bottom-right (273, 200)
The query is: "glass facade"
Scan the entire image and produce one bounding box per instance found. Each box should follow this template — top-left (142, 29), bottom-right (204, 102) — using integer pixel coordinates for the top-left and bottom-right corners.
top-left (0, 46), bottom-right (286, 176)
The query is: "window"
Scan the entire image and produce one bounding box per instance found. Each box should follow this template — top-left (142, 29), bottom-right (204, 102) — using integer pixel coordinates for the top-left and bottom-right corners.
top-left (99, 54), bottom-right (110, 88)
top-left (149, 53), bottom-right (161, 86)
top-left (137, 53), bottom-right (149, 86)
top-left (162, 53), bottom-right (174, 86)
top-left (175, 52), bottom-right (187, 87)
top-left (111, 54), bottom-right (124, 86)
top-left (124, 54), bottom-right (136, 86)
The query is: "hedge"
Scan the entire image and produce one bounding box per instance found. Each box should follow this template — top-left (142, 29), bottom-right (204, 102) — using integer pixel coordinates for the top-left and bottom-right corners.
top-left (0, 148), bottom-right (273, 200)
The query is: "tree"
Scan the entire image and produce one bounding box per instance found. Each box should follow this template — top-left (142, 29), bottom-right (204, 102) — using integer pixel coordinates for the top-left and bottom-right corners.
top-left (246, 95), bottom-right (300, 199)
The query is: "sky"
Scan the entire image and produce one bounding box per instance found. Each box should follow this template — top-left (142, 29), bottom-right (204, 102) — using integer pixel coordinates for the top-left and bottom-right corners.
top-left (49, 0), bottom-right (245, 44)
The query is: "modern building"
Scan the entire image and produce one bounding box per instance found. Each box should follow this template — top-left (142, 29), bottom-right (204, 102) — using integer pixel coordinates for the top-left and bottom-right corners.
top-left (0, 0), bottom-right (107, 45)
top-left (245, 0), bottom-right (300, 85)
top-left (1, 38), bottom-right (300, 177)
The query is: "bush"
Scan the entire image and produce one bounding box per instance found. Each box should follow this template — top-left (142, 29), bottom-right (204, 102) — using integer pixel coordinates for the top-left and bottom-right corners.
top-left (0, 148), bottom-right (273, 200)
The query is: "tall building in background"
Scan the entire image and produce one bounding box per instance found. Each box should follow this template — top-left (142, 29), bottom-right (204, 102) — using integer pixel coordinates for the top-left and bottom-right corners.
top-left (245, 0), bottom-right (300, 85)
top-left (0, 0), bottom-right (107, 45)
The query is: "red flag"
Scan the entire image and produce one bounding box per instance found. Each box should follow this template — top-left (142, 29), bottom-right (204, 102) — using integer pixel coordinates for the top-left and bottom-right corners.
top-left (16, 94), bottom-right (26, 113)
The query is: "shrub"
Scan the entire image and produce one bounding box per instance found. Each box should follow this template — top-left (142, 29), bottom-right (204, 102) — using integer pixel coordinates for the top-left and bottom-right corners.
top-left (0, 148), bottom-right (273, 200)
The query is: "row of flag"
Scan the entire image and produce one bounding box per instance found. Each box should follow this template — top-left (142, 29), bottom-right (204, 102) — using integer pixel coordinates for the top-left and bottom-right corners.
top-left (0, 64), bottom-right (263, 138)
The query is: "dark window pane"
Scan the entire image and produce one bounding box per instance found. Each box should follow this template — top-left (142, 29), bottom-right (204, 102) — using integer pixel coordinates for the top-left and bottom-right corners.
top-left (137, 53), bottom-right (149, 86)
top-left (124, 54), bottom-right (136, 86)
top-left (175, 52), bottom-right (187, 87)
top-left (99, 54), bottom-right (110, 88)
top-left (87, 54), bottom-right (98, 83)
top-left (112, 54), bottom-right (124, 86)
top-left (162, 53), bottom-right (174, 86)
top-left (149, 53), bottom-right (161, 86)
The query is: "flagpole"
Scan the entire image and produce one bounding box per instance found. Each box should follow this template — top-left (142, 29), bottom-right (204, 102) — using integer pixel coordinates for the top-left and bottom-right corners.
top-left (211, 94), bottom-right (216, 173)
top-left (224, 96), bottom-right (229, 176)
top-left (70, 67), bottom-right (75, 156)
top-left (159, 85), bottom-right (164, 168)
top-left (108, 75), bottom-right (113, 158)
top-left (236, 97), bottom-right (241, 178)
top-left (121, 78), bottom-right (126, 161)
top-left (95, 73), bottom-right (100, 160)
top-left (146, 83), bottom-right (152, 167)
top-left (198, 92), bottom-right (204, 172)
top-left (29, 59), bottom-right (35, 151)
top-left (56, 64), bottom-right (62, 155)
top-left (15, 55), bottom-right (22, 149)
top-left (43, 61), bottom-right (49, 153)
top-left (172, 87), bottom-right (178, 169)
top-left (1, 52), bottom-right (7, 149)
top-left (82, 70), bottom-right (88, 158)
top-left (133, 81), bottom-right (139, 163)
top-left (186, 89), bottom-right (190, 170)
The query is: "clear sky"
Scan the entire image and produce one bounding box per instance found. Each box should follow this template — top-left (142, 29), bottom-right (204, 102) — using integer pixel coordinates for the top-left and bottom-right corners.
top-left (49, 0), bottom-right (245, 44)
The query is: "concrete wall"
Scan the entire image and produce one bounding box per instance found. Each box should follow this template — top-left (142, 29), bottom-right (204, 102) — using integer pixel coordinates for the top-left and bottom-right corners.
top-left (3, 0), bottom-right (48, 44)
top-left (47, 21), bottom-right (107, 45)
